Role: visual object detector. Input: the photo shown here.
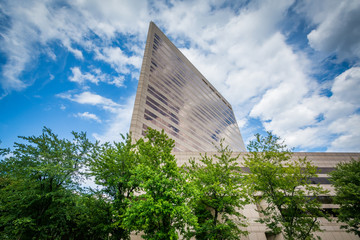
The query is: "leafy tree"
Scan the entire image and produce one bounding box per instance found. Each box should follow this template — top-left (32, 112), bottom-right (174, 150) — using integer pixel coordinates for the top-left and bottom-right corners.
top-left (329, 159), bottom-right (360, 237)
top-left (89, 134), bottom-right (139, 239)
top-left (244, 132), bottom-right (329, 240)
top-left (187, 140), bottom-right (249, 240)
top-left (123, 128), bottom-right (197, 240)
top-left (71, 192), bottom-right (113, 240)
top-left (0, 127), bottom-right (105, 239)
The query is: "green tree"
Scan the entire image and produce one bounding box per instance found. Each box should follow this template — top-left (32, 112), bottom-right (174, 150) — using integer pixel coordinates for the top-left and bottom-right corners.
top-left (329, 159), bottom-right (360, 237)
top-left (0, 127), bottom-right (106, 239)
top-left (244, 132), bottom-right (329, 240)
top-left (89, 134), bottom-right (139, 239)
top-left (187, 140), bottom-right (249, 240)
top-left (71, 192), bottom-right (113, 240)
top-left (123, 128), bottom-right (197, 240)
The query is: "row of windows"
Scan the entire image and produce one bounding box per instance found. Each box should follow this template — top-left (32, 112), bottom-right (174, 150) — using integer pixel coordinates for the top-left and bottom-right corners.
top-left (148, 79), bottom-right (243, 150)
top-left (147, 83), bottom-right (181, 114)
top-left (144, 88), bottom-right (241, 151)
top-left (152, 35), bottom-right (234, 119)
top-left (150, 68), bottom-right (185, 105)
top-left (148, 63), bottom-right (241, 146)
top-left (138, 32), bottom-right (245, 150)
top-left (143, 111), bottom-right (207, 152)
top-left (148, 69), bottom-right (242, 149)
top-left (149, 56), bottom-right (236, 132)
top-left (146, 85), bottom-right (241, 150)
top-left (201, 78), bottom-right (231, 109)
top-left (148, 33), bottom-right (244, 150)
top-left (146, 96), bottom-right (179, 124)
top-left (150, 51), bottom-right (237, 128)
top-left (144, 103), bottom-right (224, 151)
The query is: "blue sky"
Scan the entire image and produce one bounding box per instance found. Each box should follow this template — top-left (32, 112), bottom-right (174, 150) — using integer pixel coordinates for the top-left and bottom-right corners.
top-left (0, 0), bottom-right (359, 152)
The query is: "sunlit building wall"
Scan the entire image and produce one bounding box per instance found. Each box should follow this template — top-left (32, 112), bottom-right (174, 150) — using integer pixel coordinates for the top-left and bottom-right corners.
top-left (130, 22), bottom-right (245, 152)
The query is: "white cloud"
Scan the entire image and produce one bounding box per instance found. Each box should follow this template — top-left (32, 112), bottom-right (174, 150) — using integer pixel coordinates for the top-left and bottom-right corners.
top-left (109, 76), bottom-right (125, 88)
top-left (57, 91), bottom-right (120, 112)
top-left (69, 67), bottom-right (99, 85)
top-left (327, 114), bottom-right (360, 152)
top-left (1, 0), bottom-right (359, 151)
top-left (297, 0), bottom-right (360, 61)
top-left (93, 95), bottom-right (135, 143)
top-left (248, 66), bottom-right (360, 150)
top-left (57, 90), bottom-right (135, 142)
top-left (331, 67), bottom-right (360, 105)
top-left (0, 0), bottom-right (149, 94)
top-left (151, 0), bottom-right (359, 151)
top-left (69, 67), bottom-right (125, 87)
top-left (95, 47), bottom-right (142, 74)
top-left (74, 112), bottom-right (102, 123)
top-left (0, 0), bottom-right (87, 93)
top-left (72, 0), bottom-right (150, 39)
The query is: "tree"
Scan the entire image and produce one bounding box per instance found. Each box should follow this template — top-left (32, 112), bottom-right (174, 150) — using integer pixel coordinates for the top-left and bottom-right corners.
top-left (89, 134), bottom-right (139, 239)
top-left (329, 159), bottom-right (360, 237)
top-left (123, 128), bottom-right (197, 240)
top-left (244, 132), bottom-right (329, 240)
top-left (71, 192), bottom-right (113, 240)
top-left (187, 140), bottom-right (249, 240)
top-left (0, 127), bottom-right (104, 239)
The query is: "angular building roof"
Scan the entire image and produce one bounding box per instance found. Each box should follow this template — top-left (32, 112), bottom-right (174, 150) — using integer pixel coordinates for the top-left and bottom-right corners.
top-left (130, 22), bottom-right (245, 152)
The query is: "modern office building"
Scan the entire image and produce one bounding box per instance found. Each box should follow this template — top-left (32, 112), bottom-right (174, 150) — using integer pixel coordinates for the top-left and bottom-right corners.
top-left (130, 22), bottom-right (360, 240)
top-left (129, 22), bottom-right (246, 152)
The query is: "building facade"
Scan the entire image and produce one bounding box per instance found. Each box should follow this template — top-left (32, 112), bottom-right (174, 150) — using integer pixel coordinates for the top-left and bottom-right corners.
top-left (130, 22), bottom-right (360, 240)
top-left (130, 22), bottom-right (245, 152)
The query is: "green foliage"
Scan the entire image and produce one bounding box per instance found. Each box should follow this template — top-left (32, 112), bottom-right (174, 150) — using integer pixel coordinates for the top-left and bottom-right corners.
top-left (0, 127), bottom-right (110, 239)
top-left (3, 127), bottom-right (343, 240)
top-left (244, 132), bottom-right (329, 240)
top-left (187, 140), bottom-right (249, 240)
top-left (89, 133), bottom-right (139, 239)
top-left (123, 128), bottom-right (197, 240)
top-left (329, 159), bottom-right (360, 236)
top-left (71, 192), bottom-right (113, 240)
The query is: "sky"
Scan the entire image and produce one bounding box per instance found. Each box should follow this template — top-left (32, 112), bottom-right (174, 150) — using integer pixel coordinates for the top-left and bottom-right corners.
top-left (0, 0), bottom-right (359, 152)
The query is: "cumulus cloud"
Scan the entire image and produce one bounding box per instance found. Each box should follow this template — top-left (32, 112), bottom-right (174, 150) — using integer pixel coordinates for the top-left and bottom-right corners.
top-left (0, 0), bottom-right (86, 93)
top-left (0, 0), bottom-right (148, 94)
top-left (57, 91), bottom-right (120, 112)
top-left (93, 95), bottom-right (135, 143)
top-left (69, 67), bottom-right (125, 87)
top-left (327, 114), bottom-right (360, 152)
top-left (331, 67), bottom-right (360, 105)
top-left (72, 0), bottom-right (150, 39)
top-left (69, 67), bottom-right (99, 85)
top-left (1, 0), bottom-right (359, 151)
top-left (151, 0), bottom-right (359, 151)
top-left (95, 47), bottom-right (142, 74)
top-left (297, 0), bottom-right (360, 61)
top-left (249, 66), bottom-right (360, 150)
top-left (58, 90), bottom-right (135, 142)
top-left (74, 112), bottom-right (102, 123)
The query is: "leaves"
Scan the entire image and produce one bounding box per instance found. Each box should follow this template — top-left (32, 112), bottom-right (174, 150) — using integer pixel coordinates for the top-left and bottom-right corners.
top-left (0, 127), bottom-right (109, 240)
top-left (2, 128), bottom-right (337, 240)
top-left (329, 159), bottom-right (360, 237)
top-left (187, 139), bottom-right (249, 239)
top-left (244, 132), bottom-right (329, 240)
top-left (122, 128), bottom-right (197, 240)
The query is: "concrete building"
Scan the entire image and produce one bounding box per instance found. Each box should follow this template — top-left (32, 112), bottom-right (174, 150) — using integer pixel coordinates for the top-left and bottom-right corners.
top-left (130, 22), bottom-right (360, 240)
top-left (130, 22), bottom-right (245, 152)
